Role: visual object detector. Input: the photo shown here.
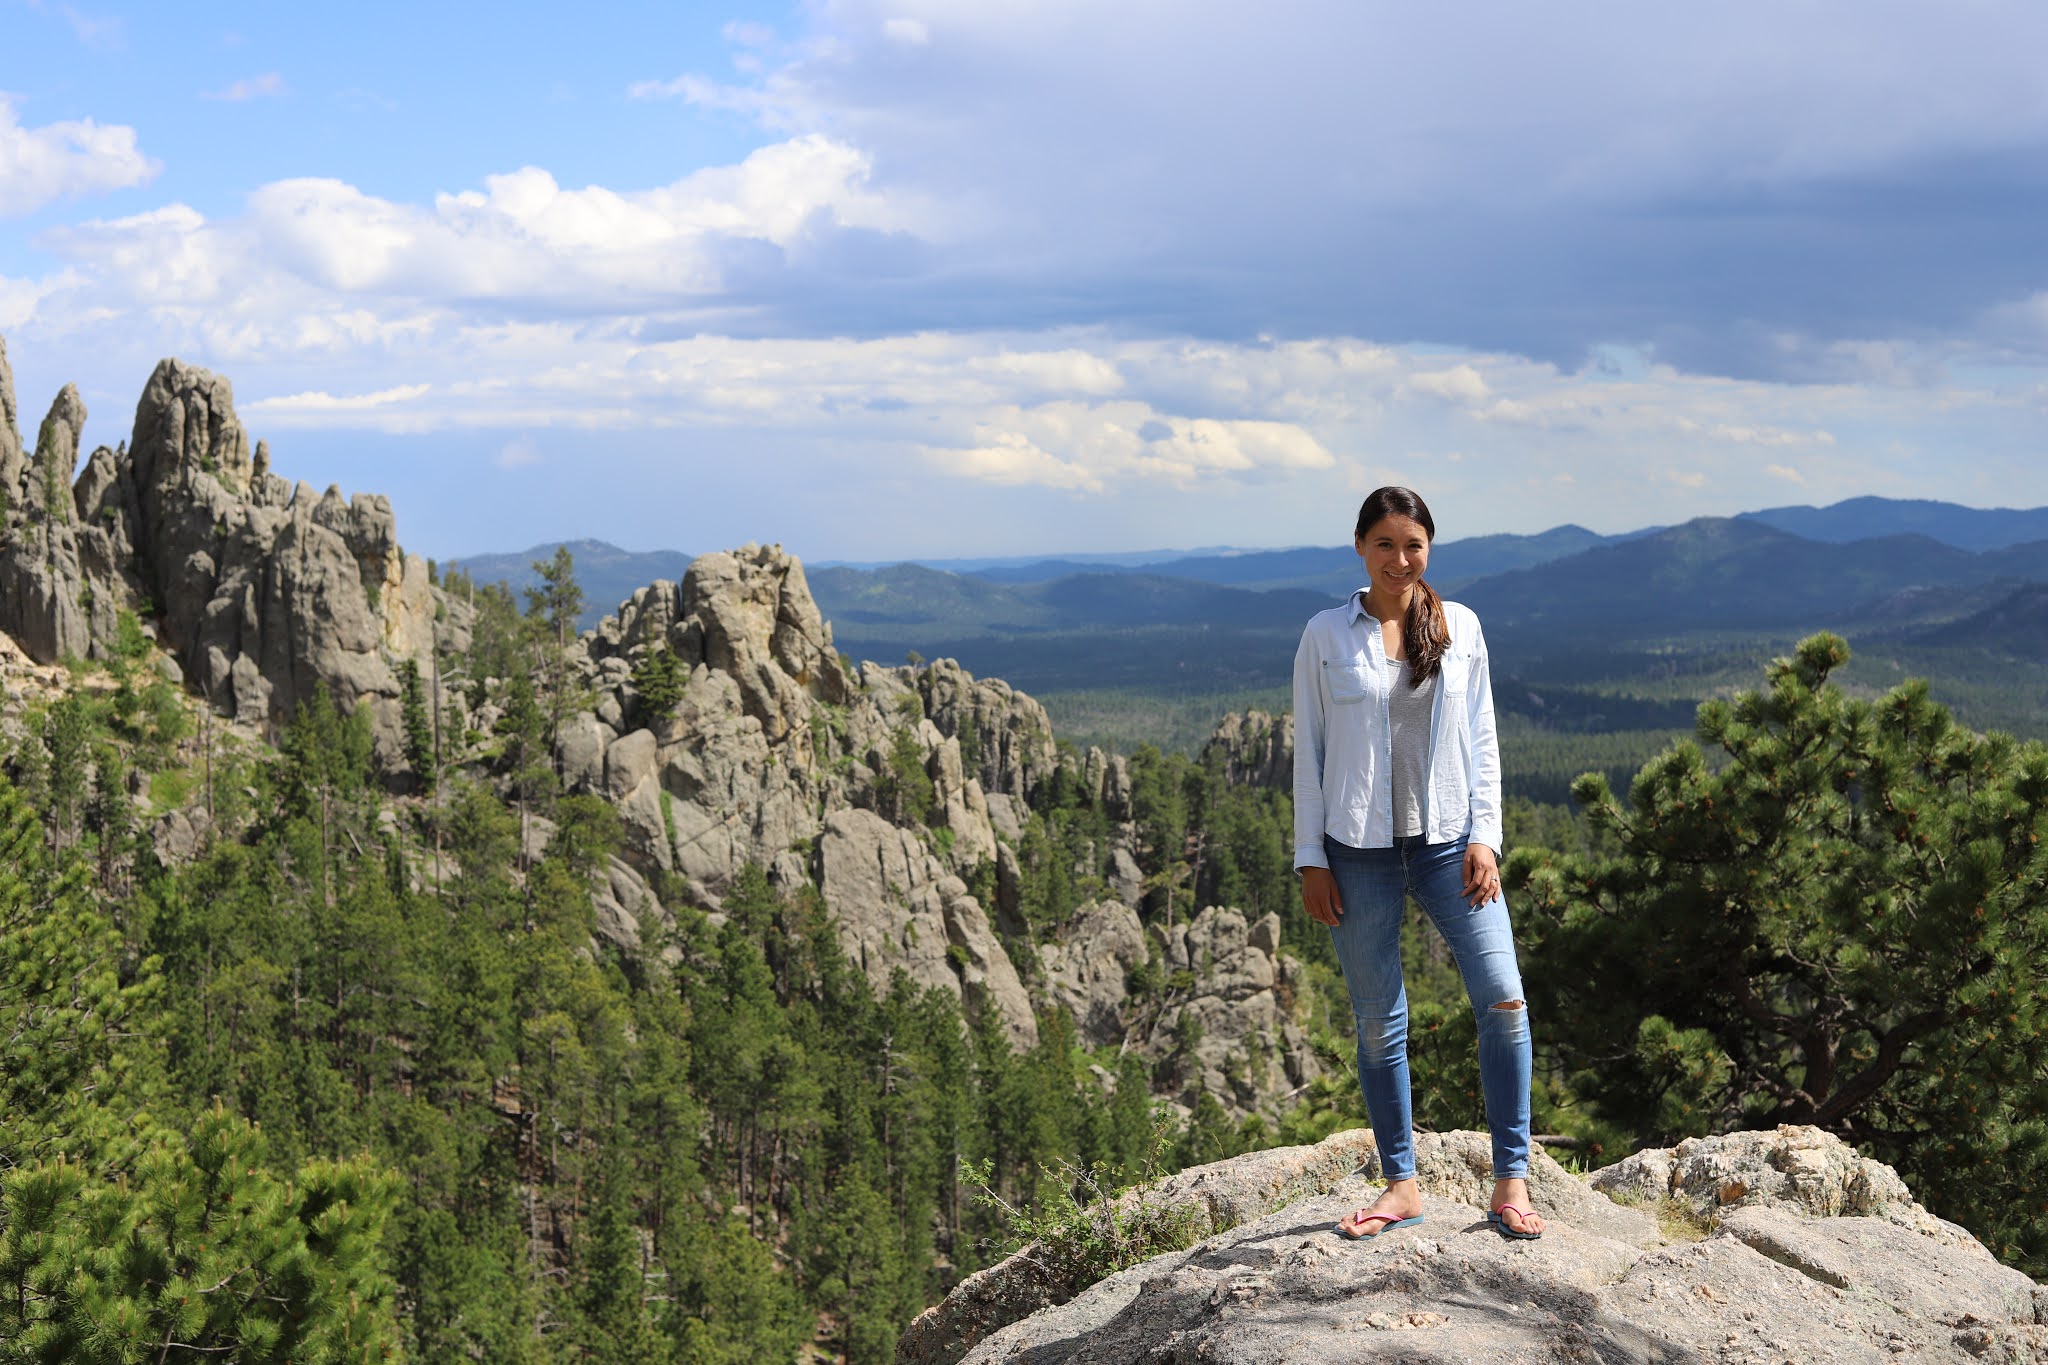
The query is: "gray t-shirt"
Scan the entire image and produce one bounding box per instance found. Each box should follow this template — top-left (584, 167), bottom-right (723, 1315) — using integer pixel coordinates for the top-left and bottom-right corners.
top-left (1388, 659), bottom-right (1437, 837)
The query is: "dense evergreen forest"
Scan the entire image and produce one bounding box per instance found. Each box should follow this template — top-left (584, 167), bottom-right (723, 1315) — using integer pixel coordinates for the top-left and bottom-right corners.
top-left (0, 578), bottom-right (1307, 1361)
top-left (5, 555), bottom-right (2046, 1361)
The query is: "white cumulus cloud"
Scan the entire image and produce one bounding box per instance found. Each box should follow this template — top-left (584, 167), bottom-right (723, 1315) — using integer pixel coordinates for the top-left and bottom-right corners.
top-left (1403, 364), bottom-right (1490, 404)
top-left (29, 134), bottom-right (929, 328)
top-left (925, 400), bottom-right (1335, 493)
top-left (0, 96), bottom-right (157, 218)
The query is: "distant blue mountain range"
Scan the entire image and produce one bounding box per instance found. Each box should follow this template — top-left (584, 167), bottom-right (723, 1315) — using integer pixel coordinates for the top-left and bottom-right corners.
top-left (446, 496), bottom-right (2048, 635)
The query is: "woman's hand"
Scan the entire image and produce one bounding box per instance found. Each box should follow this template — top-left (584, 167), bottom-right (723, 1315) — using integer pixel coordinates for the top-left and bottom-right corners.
top-left (1463, 843), bottom-right (1503, 907)
top-left (1300, 866), bottom-right (1343, 926)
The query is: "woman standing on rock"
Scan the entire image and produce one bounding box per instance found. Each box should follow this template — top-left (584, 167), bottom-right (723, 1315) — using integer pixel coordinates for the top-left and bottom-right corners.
top-left (1293, 485), bottom-right (1545, 1241)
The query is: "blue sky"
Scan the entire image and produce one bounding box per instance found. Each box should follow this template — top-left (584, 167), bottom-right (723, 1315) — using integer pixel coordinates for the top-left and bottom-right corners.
top-left (4, 0), bottom-right (2048, 563)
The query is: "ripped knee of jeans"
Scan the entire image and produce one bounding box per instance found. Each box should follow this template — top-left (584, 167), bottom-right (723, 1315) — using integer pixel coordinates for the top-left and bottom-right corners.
top-left (1489, 999), bottom-right (1525, 1012)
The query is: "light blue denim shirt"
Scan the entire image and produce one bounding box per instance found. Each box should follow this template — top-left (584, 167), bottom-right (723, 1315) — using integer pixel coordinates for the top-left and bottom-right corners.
top-left (1292, 591), bottom-right (1503, 869)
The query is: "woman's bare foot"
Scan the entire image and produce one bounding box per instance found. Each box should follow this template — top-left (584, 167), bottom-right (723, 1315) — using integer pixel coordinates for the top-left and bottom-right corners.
top-left (1336, 1176), bottom-right (1424, 1237)
top-left (1490, 1177), bottom-right (1546, 1237)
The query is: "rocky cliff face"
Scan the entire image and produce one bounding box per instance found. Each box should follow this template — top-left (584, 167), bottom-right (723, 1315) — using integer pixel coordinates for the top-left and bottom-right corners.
top-left (1201, 708), bottom-right (1291, 791)
top-left (541, 546), bottom-right (1328, 1089)
top-left (0, 333), bottom-right (1321, 1114)
top-left (0, 338), bottom-right (462, 770)
top-left (906, 1125), bottom-right (2048, 1364)
top-left (1041, 900), bottom-right (1321, 1111)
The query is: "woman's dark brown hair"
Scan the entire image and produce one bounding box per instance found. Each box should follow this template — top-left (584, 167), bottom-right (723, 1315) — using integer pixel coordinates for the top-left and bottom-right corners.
top-left (1356, 486), bottom-right (1449, 688)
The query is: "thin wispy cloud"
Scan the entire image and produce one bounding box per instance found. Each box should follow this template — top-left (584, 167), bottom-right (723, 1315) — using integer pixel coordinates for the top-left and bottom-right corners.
top-left (494, 437), bottom-right (542, 469)
top-left (203, 72), bottom-right (288, 102)
top-left (334, 88), bottom-right (398, 113)
top-left (61, 4), bottom-right (123, 51)
top-left (246, 383), bottom-right (431, 415)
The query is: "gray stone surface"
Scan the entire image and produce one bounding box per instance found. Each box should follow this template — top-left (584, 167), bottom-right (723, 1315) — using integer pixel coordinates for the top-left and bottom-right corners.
top-left (0, 333), bottom-right (19, 493)
top-left (0, 338), bottom-right (467, 772)
top-left (1144, 906), bottom-right (1321, 1110)
top-left (1202, 709), bottom-right (1292, 792)
top-left (1590, 1124), bottom-right (1977, 1247)
top-left (819, 808), bottom-right (1037, 1049)
top-left (905, 1128), bottom-right (2048, 1365)
top-left (1040, 901), bottom-right (1149, 1047)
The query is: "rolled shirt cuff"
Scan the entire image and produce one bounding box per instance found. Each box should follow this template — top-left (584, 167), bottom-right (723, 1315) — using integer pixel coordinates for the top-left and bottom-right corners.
top-left (1293, 846), bottom-right (1329, 872)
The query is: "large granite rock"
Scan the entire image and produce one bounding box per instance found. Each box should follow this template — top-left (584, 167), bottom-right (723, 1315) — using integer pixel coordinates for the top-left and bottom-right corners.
top-left (906, 1126), bottom-right (2048, 1365)
top-left (920, 656), bottom-right (1059, 800)
top-left (1202, 709), bottom-right (1292, 792)
top-left (568, 556), bottom-right (1324, 1100)
top-left (0, 384), bottom-right (112, 663)
top-left (1040, 901), bottom-right (1149, 1047)
top-left (567, 553), bottom-right (1321, 1110)
top-left (573, 554), bottom-right (1073, 1048)
top-left (1144, 906), bottom-right (1321, 1111)
top-left (1589, 1123), bottom-right (1975, 1243)
top-left (820, 807), bottom-right (1037, 1049)
top-left (0, 336), bottom-right (466, 774)
top-left (0, 335), bottom-right (18, 494)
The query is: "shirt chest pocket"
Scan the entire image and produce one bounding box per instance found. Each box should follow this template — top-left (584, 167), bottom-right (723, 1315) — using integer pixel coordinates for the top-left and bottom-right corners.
top-left (1323, 658), bottom-right (1373, 705)
top-left (1440, 646), bottom-right (1471, 700)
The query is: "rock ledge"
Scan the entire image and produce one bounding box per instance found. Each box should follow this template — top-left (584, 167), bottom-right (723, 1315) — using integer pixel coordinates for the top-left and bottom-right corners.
top-left (903, 1125), bottom-right (2048, 1365)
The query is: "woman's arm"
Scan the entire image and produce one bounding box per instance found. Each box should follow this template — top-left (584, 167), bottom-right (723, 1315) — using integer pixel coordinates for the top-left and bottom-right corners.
top-left (1459, 612), bottom-right (1505, 907)
top-left (1292, 625), bottom-right (1329, 873)
top-left (1466, 613), bottom-right (1503, 856)
top-left (1292, 626), bottom-right (1345, 925)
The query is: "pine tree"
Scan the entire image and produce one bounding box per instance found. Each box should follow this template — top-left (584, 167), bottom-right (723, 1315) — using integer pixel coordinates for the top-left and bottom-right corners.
top-left (526, 546), bottom-right (585, 651)
top-left (1514, 633), bottom-right (2048, 1268)
top-left (630, 644), bottom-right (686, 727)
top-left (401, 656), bottom-right (436, 793)
top-left (41, 694), bottom-right (92, 847)
top-left (0, 771), bottom-right (403, 1358)
top-left (1, 1107), bottom-right (402, 1362)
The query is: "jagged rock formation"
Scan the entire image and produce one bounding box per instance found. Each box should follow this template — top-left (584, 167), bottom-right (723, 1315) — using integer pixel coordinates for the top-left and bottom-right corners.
top-left (1201, 709), bottom-right (1292, 791)
top-left (0, 334), bottom-right (1323, 1111)
top-left (821, 807), bottom-right (1035, 1047)
top-left (0, 337), bottom-right (462, 769)
top-left (1039, 901), bottom-right (1149, 1047)
top-left (1146, 906), bottom-right (1319, 1109)
top-left (553, 550), bottom-right (1326, 1082)
top-left (906, 1125), bottom-right (2048, 1364)
top-left (1040, 900), bottom-right (1320, 1106)
top-left (0, 374), bottom-right (112, 664)
top-left (551, 548), bottom-right (1056, 1047)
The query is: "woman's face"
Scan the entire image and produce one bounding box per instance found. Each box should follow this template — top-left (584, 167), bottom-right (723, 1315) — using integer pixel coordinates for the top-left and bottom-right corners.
top-left (1356, 513), bottom-right (1431, 595)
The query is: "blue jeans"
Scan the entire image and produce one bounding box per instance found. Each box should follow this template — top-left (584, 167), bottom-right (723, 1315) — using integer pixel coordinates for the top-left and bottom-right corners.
top-left (1324, 833), bottom-right (1531, 1181)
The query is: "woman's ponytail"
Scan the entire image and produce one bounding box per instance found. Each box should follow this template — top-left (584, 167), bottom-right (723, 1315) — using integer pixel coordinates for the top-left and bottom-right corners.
top-left (1405, 578), bottom-right (1449, 688)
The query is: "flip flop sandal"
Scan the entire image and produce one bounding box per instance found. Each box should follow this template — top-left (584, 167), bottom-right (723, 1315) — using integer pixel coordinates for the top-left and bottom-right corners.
top-left (1488, 1203), bottom-right (1543, 1240)
top-left (1334, 1212), bottom-right (1424, 1240)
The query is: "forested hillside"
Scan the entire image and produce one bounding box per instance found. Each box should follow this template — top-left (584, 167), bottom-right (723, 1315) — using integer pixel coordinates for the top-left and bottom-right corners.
top-left (0, 619), bottom-right (1322, 1360)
